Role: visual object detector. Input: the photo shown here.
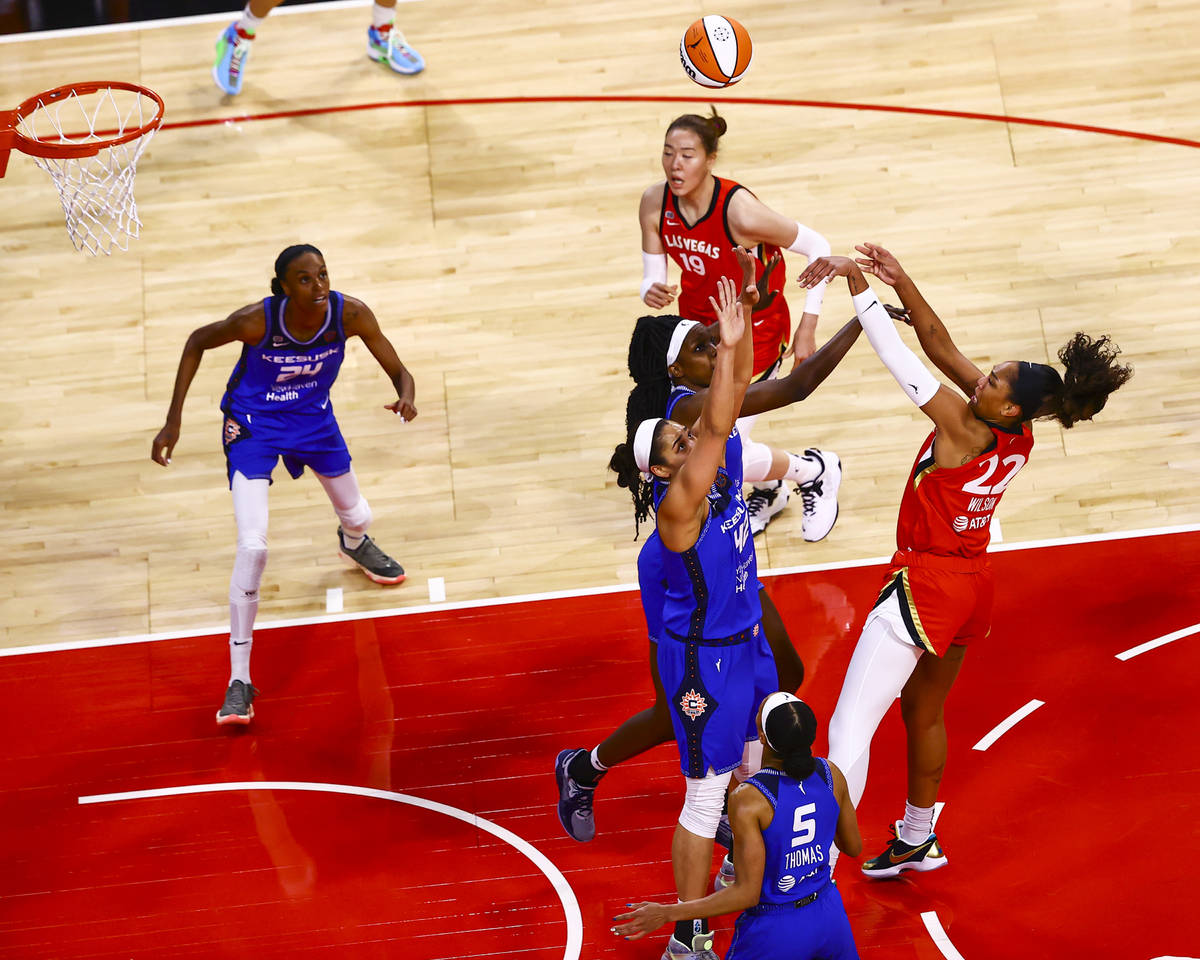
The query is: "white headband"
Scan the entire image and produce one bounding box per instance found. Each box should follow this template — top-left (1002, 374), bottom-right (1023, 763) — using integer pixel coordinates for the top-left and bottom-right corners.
top-left (633, 418), bottom-right (664, 478)
top-left (666, 319), bottom-right (701, 368)
top-left (760, 691), bottom-right (801, 751)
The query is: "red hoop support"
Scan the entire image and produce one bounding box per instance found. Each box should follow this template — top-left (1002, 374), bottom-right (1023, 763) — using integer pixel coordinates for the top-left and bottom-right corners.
top-left (0, 80), bottom-right (165, 177)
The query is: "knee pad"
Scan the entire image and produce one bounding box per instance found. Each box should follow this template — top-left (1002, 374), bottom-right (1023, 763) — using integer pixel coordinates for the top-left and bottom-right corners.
top-left (230, 546), bottom-right (268, 602)
top-left (678, 769), bottom-right (733, 838)
top-left (734, 739), bottom-right (763, 783)
top-left (337, 496), bottom-right (372, 534)
top-left (740, 439), bottom-right (774, 484)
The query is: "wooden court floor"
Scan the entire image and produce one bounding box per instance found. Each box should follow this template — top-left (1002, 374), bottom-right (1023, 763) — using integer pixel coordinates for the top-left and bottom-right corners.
top-left (1, 0), bottom-right (1199, 648)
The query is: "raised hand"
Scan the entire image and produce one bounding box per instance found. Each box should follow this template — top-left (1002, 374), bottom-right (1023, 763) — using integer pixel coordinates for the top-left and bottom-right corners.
top-left (751, 250), bottom-right (780, 313)
top-left (794, 255), bottom-right (860, 289)
top-left (854, 242), bottom-right (907, 286)
top-left (733, 245), bottom-right (760, 310)
top-left (643, 282), bottom-right (679, 309)
top-left (708, 275), bottom-right (745, 348)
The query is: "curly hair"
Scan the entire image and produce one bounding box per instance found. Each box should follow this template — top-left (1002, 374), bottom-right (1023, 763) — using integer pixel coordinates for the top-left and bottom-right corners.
top-left (666, 107), bottom-right (728, 156)
top-left (1012, 333), bottom-right (1133, 428)
top-left (608, 439), bottom-right (656, 538)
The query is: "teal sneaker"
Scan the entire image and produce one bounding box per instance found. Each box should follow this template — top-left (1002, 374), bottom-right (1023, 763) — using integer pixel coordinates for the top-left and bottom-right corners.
top-left (213, 21), bottom-right (254, 95)
top-left (367, 25), bottom-right (425, 75)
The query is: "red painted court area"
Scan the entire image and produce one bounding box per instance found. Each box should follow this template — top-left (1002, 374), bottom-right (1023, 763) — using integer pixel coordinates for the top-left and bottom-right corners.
top-left (1, 529), bottom-right (1197, 959)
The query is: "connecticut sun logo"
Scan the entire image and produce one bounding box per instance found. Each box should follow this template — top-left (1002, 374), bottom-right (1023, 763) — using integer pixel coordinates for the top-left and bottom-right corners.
top-left (223, 418), bottom-right (242, 445)
top-left (680, 689), bottom-right (708, 719)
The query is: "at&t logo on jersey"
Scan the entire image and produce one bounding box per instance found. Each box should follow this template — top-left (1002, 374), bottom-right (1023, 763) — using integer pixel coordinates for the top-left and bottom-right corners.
top-left (680, 689), bottom-right (708, 719)
top-left (776, 875), bottom-right (796, 893)
top-left (954, 514), bottom-right (991, 532)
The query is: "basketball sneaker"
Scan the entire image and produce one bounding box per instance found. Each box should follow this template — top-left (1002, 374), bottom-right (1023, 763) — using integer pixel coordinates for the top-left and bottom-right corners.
top-left (746, 480), bottom-right (789, 536)
top-left (216, 680), bottom-right (258, 725)
top-left (797, 449), bottom-right (841, 542)
top-left (338, 528), bottom-right (406, 584)
top-left (212, 21), bottom-right (254, 95)
top-left (367, 25), bottom-right (425, 75)
top-left (554, 748), bottom-right (602, 842)
top-left (861, 820), bottom-right (948, 878)
top-left (661, 933), bottom-right (718, 960)
top-left (714, 812), bottom-right (733, 850)
top-left (714, 853), bottom-right (736, 890)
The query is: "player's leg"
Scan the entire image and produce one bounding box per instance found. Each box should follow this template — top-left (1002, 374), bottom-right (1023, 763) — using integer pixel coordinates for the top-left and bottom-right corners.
top-left (212, 0), bottom-right (281, 94)
top-left (759, 586), bottom-right (803, 692)
top-left (316, 468), bottom-right (406, 585)
top-left (669, 770), bottom-right (729, 958)
top-left (367, 0), bottom-right (425, 74)
top-left (218, 471), bottom-right (269, 725)
top-left (555, 643), bottom-right (673, 842)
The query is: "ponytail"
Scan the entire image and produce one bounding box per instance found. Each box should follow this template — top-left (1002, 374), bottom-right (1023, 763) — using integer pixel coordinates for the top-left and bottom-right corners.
top-left (608, 441), bottom-right (655, 538)
top-left (763, 699), bottom-right (819, 781)
top-left (1013, 333), bottom-right (1132, 428)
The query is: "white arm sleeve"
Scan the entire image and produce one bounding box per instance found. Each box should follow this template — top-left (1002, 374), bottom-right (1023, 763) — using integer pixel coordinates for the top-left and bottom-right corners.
top-left (851, 288), bottom-right (941, 407)
top-left (787, 222), bottom-right (832, 316)
top-left (640, 251), bottom-right (668, 301)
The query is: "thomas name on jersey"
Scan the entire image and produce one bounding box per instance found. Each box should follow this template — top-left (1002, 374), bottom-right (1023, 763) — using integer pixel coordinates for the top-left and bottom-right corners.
top-left (784, 843), bottom-right (825, 873)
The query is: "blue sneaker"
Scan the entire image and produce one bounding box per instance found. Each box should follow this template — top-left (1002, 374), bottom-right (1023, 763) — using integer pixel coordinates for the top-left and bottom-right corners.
top-left (554, 748), bottom-right (601, 841)
top-left (367, 25), bottom-right (425, 75)
top-left (213, 21), bottom-right (254, 95)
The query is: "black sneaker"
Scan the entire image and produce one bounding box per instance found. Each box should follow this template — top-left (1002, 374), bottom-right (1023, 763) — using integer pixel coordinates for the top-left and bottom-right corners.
top-left (338, 527), bottom-right (406, 584)
top-left (861, 820), bottom-right (948, 878)
top-left (216, 680), bottom-right (258, 726)
top-left (554, 748), bottom-right (602, 842)
top-left (746, 480), bottom-right (789, 536)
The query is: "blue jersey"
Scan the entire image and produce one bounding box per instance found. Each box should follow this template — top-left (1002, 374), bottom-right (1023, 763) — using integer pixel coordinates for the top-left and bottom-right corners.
top-left (222, 292), bottom-right (347, 417)
top-left (745, 761), bottom-right (839, 905)
top-left (637, 531), bottom-right (666, 643)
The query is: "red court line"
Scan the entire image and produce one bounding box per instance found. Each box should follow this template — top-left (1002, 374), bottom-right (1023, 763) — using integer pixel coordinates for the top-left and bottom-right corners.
top-left (157, 94), bottom-right (1200, 149)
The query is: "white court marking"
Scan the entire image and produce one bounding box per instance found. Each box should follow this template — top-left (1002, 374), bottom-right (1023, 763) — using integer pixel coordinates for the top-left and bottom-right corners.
top-left (79, 780), bottom-right (582, 960)
top-left (427, 576), bottom-right (446, 603)
top-left (325, 587), bottom-right (344, 614)
top-left (921, 911), bottom-right (967, 960)
top-left (972, 699), bottom-right (1045, 752)
top-left (1115, 622), bottom-right (1200, 661)
top-left (3, 523), bottom-right (1196, 659)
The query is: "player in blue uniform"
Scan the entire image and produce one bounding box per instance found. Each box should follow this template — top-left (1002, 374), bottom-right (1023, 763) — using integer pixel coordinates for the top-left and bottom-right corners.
top-left (607, 263), bottom-right (774, 960)
top-left (613, 693), bottom-right (862, 960)
top-left (151, 244), bottom-right (417, 726)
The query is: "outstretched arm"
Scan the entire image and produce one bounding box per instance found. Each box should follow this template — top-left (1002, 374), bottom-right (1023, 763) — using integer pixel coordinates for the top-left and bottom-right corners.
top-left (343, 298), bottom-right (417, 421)
top-left (854, 243), bottom-right (983, 397)
top-left (150, 305), bottom-right (265, 466)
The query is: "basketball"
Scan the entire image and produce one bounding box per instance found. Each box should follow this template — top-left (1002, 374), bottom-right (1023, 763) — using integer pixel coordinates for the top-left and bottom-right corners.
top-left (679, 15), bottom-right (753, 88)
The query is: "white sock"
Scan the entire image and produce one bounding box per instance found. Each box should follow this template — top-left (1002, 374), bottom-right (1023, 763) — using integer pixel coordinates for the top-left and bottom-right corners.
top-left (371, 3), bottom-right (394, 29)
top-left (589, 746), bottom-right (609, 773)
top-left (900, 800), bottom-right (935, 845)
top-left (237, 5), bottom-right (264, 35)
top-left (783, 452), bottom-right (821, 485)
top-left (230, 637), bottom-right (252, 685)
top-left (341, 530), bottom-right (366, 551)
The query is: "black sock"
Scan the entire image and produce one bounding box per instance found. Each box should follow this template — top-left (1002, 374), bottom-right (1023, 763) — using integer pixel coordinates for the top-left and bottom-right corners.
top-left (673, 917), bottom-right (709, 946)
top-left (567, 748), bottom-right (604, 787)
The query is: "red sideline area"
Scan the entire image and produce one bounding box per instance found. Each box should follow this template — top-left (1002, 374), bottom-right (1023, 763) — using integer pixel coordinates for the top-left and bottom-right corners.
top-left (0, 530), bottom-right (1196, 959)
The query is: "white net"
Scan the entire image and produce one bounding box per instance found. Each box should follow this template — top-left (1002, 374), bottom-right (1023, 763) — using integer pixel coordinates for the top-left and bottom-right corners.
top-left (15, 85), bottom-right (162, 256)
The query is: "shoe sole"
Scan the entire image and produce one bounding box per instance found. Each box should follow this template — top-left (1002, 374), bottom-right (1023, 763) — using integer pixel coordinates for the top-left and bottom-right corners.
top-left (366, 48), bottom-right (425, 74)
top-left (554, 749), bottom-right (594, 842)
top-left (339, 551), bottom-right (406, 585)
top-left (216, 706), bottom-right (254, 725)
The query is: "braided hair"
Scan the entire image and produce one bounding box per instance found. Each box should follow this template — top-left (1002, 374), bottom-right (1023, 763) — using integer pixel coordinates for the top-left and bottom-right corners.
top-left (763, 699), bottom-right (819, 781)
top-left (608, 315), bottom-right (688, 536)
top-left (270, 244), bottom-right (323, 296)
top-left (1010, 333), bottom-right (1133, 428)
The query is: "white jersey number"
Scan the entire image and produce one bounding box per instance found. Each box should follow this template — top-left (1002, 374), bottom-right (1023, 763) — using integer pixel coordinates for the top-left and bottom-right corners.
top-left (791, 802), bottom-right (818, 847)
top-left (962, 453), bottom-right (1027, 496)
top-left (276, 361), bottom-right (323, 383)
top-left (681, 254), bottom-right (707, 276)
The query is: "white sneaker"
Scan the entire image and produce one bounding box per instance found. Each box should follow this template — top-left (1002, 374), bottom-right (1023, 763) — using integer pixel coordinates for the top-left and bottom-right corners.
top-left (714, 852), bottom-right (736, 890)
top-left (746, 480), bottom-right (789, 536)
top-left (798, 449), bottom-right (841, 542)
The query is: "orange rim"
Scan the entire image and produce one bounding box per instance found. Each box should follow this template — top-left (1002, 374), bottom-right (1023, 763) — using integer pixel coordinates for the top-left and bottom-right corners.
top-left (4, 80), bottom-right (165, 160)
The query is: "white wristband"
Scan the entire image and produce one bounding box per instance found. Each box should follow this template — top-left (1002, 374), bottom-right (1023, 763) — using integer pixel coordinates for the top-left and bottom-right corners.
top-left (851, 288), bottom-right (940, 407)
top-left (640, 251), bottom-right (668, 302)
top-left (788, 223), bottom-right (831, 316)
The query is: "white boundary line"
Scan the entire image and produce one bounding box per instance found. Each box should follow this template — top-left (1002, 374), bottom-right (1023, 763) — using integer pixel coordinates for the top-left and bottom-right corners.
top-left (79, 780), bottom-right (582, 960)
top-left (0, 0), bottom-right (423, 44)
top-left (921, 911), bottom-right (967, 960)
top-left (1115, 622), bottom-right (1200, 661)
top-left (3, 522), bottom-right (1197, 659)
top-left (972, 700), bottom-right (1045, 752)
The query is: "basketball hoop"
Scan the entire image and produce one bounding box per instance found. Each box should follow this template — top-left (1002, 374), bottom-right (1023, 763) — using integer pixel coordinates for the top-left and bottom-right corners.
top-left (0, 81), bottom-right (165, 256)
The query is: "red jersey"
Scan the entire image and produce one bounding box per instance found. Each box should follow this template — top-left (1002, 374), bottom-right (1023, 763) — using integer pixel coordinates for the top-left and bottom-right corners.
top-left (895, 423), bottom-right (1035, 560)
top-left (659, 177), bottom-right (791, 376)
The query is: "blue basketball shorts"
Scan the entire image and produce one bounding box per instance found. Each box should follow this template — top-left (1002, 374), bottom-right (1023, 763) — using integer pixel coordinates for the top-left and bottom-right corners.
top-left (658, 623), bottom-right (775, 778)
top-left (727, 883), bottom-right (858, 960)
top-left (222, 406), bottom-right (351, 487)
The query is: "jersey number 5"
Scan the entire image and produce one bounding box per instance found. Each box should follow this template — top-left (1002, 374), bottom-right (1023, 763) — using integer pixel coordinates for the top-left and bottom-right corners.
top-left (791, 802), bottom-right (817, 847)
top-left (276, 361), bottom-right (323, 383)
top-left (962, 453), bottom-right (1027, 496)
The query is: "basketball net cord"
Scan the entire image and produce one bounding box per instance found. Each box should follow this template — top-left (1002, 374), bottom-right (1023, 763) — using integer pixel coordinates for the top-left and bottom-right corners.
top-left (16, 86), bottom-right (159, 256)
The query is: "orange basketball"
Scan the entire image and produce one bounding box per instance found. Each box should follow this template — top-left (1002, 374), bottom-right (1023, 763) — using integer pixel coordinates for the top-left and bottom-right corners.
top-left (679, 15), bottom-right (753, 88)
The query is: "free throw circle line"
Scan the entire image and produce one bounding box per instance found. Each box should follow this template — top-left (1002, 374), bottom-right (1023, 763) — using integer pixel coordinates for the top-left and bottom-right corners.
top-left (971, 699), bottom-right (1045, 752)
top-left (921, 910), bottom-right (967, 960)
top-left (1115, 622), bottom-right (1200, 661)
top-left (79, 780), bottom-right (582, 960)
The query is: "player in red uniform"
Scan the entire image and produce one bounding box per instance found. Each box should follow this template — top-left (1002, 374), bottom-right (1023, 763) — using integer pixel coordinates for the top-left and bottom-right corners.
top-left (638, 109), bottom-right (840, 541)
top-left (795, 243), bottom-right (1132, 878)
